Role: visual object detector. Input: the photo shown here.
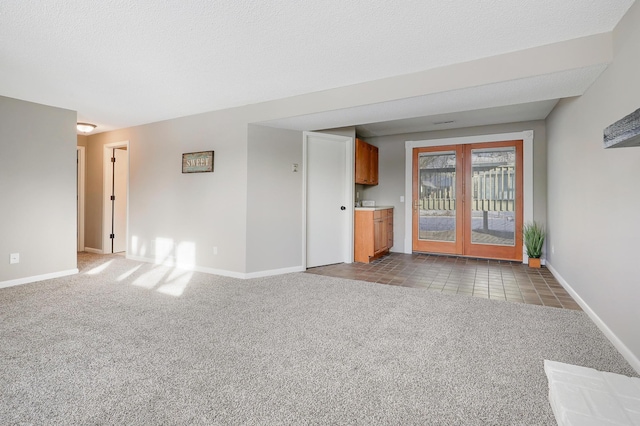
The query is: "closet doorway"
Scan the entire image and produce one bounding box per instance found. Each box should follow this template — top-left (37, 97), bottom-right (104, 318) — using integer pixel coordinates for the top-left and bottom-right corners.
top-left (102, 141), bottom-right (129, 254)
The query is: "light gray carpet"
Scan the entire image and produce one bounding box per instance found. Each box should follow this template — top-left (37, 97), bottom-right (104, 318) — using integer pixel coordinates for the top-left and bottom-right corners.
top-left (1, 254), bottom-right (636, 425)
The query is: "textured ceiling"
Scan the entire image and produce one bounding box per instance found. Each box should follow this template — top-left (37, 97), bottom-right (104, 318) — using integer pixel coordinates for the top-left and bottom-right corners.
top-left (0, 0), bottom-right (635, 134)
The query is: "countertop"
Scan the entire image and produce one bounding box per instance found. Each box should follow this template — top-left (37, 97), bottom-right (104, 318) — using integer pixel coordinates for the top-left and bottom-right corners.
top-left (355, 205), bottom-right (394, 211)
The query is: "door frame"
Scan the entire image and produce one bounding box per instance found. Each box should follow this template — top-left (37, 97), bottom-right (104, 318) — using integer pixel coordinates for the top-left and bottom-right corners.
top-left (77, 146), bottom-right (86, 252)
top-left (302, 131), bottom-right (354, 269)
top-left (102, 140), bottom-right (130, 254)
top-left (411, 144), bottom-right (464, 256)
top-left (404, 130), bottom-right (534, 263)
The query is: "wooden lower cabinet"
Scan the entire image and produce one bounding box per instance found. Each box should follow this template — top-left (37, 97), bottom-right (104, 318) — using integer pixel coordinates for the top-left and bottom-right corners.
top-left (355, 208), bottom-right (394, 263)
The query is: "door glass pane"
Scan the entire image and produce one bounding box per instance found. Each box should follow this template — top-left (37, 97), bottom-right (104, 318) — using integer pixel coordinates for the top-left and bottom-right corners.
top-left (470, 147), bottom-right (516, 246)
top-left (418, 151), bottom-right (456, 242)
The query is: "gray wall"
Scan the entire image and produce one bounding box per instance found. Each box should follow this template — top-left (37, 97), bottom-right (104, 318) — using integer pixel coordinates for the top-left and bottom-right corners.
top-left (79, 31), bottom-right (610, 277)
top-left (363, 121), bottom-right (547, 252)
top-left (86, 110), bottom-right (250, 274)
top-left (0, 96), bottom-right (77, 282)
top-left (246, 125), bottom-right (303, 273)
top-left (546, 1), bottom-right (640, 367)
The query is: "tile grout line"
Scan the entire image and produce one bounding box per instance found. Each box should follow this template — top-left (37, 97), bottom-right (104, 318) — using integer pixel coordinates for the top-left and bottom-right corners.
top-left (305, 253), bottom-right (580, 310)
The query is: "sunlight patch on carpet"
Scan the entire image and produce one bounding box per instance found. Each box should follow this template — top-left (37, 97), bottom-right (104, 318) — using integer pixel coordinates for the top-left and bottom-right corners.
top-left (132, 267), bottom-right (167, 290)
top-left (86, 260), bottom-right (113, 275)
top-left (157, 270), bottom-right (193, 297)
top-left (117, 265), bottom-right (142, 282)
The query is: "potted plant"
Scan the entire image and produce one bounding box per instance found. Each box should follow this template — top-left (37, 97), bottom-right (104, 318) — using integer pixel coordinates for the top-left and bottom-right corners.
top-left (523, 221), bottom-right (545, 268)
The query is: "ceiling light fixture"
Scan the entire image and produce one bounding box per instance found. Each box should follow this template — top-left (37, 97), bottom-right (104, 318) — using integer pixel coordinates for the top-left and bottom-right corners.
top-left (77, 122), bottom-right (97, 133)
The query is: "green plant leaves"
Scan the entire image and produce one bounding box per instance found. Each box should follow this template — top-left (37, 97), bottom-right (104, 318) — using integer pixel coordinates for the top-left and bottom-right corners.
top-left (523, 221), bottom-right (545, 258)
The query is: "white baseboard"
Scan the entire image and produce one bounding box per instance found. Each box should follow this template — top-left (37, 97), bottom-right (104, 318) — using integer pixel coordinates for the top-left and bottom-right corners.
top-left (126, 254), bottom-right (305, 280)
top-left (0, 268), bottom-right (79, 289)
top-left (84, 247), bottom-right (103, 254)
top-left (244, 266), bottom-right (305, 279)
top-left (546, 262), bottom-right (640, 375)
top-left (125, 255), bottom-right (244, 279)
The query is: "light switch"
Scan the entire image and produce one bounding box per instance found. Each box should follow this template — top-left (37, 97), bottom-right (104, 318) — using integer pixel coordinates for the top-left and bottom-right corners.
top-left (10, 253), bottom-right (19, 264)
top-left (400, 196), bottom-right (405, 202)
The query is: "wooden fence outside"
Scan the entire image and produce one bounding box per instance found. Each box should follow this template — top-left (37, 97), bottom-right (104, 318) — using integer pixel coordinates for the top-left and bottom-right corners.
top-left (420, 166), bottom-right (515, 211)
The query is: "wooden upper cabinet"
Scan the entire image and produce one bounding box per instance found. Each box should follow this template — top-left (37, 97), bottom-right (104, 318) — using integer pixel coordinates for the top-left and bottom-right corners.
top-left (355, 138), bottom-right (378, 185)
top-left (369, 144), bottom-right (378, 185)
top-left (355, 138), bottom-right (369, 184)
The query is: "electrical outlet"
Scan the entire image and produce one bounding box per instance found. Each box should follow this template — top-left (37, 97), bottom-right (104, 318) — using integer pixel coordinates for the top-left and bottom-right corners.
top-left (213, 247), bottom-right (218, 255)
top-left (10, 253), bottom-right (19, 264)
top-left (292, 163), bottom-right (298, 172)
top-left (551, 245), bottom-right (555, 254)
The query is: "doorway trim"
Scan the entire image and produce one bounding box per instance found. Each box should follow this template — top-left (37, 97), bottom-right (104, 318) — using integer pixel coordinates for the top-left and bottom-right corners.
top-left (102, 140), bottom-right (130, 254)
top-left (77, 146), bottom-right (86, 252)
top-left (404, 130), bottom-right (534, 262)
top-left (302, 131), bottom-right (354, 269)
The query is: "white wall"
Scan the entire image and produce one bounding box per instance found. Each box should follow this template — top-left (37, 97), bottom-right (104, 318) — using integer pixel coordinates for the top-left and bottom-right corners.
top-left (546, 1), bottom-right (640, 370)
top-left (363, 121), bottom-right (547, 252)
top-left (320, 127), bottom-right (356, 140)
top-left (0, 96), bottom-right (77, 284)
top-left (246, 125), bottom-right (303, 274)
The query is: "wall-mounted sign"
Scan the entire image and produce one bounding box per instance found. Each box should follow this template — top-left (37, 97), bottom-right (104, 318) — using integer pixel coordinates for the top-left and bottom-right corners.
top-left (182, 151), bottom-right (214, 173)
top-left (604, 108), bottom-right (640, 148)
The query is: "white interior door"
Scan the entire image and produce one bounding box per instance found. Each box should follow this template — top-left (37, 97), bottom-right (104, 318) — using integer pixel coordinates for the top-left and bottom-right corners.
top-left (305, 132), bottom-right (353, 268)
top-left (76, 146), bottom-right (85, 252)
top-left (77, 149), bottom-right (80, 251)
top-left (112, 148), bottom-right (128, 253)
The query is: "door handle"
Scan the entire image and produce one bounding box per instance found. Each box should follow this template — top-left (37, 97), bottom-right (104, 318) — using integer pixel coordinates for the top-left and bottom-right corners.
top-left (340, 206), bottom-right (346, 210)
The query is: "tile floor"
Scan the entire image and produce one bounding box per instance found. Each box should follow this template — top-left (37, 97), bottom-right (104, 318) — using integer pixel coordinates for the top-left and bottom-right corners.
top-left (306, 252), bottom-right (581, 310)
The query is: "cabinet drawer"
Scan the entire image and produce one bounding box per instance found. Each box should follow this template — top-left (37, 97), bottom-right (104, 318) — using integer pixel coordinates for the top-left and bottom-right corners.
top-left (373, 208), bottom-right (393, 220)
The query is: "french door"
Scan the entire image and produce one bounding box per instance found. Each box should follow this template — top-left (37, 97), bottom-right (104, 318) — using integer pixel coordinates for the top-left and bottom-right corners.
top-left (412, 140), bottom-right (523, 261)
